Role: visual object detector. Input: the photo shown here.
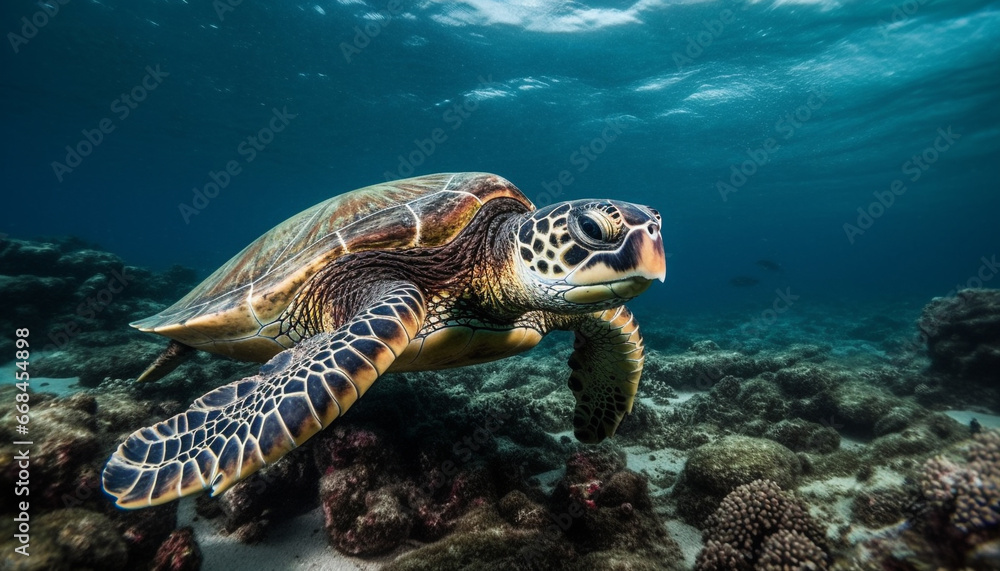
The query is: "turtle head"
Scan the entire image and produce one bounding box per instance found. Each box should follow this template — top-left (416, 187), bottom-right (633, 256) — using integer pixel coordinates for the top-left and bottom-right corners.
top-left (514, 199), bottom-right (665, 310)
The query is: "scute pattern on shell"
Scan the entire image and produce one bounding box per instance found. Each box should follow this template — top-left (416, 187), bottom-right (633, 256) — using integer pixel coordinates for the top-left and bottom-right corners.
top-left (129, 173), bottom-right (532, 347)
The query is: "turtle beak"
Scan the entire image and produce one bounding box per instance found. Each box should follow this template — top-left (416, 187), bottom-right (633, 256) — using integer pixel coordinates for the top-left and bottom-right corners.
top-left (565, 225), bottom-right (666, 286)
top-left (635, 223), bottom-right (666, 283)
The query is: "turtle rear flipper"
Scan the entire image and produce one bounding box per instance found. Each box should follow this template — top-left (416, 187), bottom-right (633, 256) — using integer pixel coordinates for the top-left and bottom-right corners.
top-left (566, 306), bottom-right (644, 443)
top-left (136, 340), bottom-right (196, 383)
top-left (103, 281), bottom-right (426, 509)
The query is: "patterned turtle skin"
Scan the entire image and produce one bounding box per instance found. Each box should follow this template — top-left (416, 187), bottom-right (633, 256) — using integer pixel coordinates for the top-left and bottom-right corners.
top-left (103, 172), bottom-right (666, 508)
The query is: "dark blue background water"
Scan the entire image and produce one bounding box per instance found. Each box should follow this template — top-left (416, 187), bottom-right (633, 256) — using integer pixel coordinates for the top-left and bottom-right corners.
top-left (3, 0), bottom-right (999, 314)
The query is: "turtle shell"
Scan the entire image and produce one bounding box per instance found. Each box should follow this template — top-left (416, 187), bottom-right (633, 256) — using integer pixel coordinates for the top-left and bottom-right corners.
top-left (133, 173), bottom-right (533, 357)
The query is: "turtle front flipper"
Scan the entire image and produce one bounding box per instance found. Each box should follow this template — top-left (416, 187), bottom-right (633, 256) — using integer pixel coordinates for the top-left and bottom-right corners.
top-left (102, 281), bottom-right (426, 509)
top-left (564, 306), bottom-right (644, 443)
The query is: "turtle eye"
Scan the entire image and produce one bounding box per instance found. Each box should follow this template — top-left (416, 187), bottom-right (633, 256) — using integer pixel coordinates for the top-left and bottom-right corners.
top-left (579, 216), bottom-right (604, 241)
top-left (570, 211), bottom-right (616, 247)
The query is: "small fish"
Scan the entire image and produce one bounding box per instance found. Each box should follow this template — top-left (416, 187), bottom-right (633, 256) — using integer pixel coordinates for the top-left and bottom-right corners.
top-left (730, 276), bottom-right (759, 287)
top-left (756, 259), bottom-right (782, 272)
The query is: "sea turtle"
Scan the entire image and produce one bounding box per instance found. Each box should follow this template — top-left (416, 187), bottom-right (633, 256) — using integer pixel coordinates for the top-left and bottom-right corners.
top-left (103, 172), bottom-right (665, 508)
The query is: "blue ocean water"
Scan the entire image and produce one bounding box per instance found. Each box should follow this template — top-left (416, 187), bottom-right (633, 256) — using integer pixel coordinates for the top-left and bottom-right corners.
top-left (2, 0), bottom-right (998, 314)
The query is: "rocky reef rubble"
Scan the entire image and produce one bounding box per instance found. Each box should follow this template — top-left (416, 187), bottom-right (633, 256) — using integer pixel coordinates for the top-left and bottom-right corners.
top-left (2, 236), bottom-right (999, 570)
top-left (0, 235), bottom-right (254, 393)
top-left (0, 383), bottom-right (188, 570)
top-left (919, 288), bottom-right (1000, 383)
top-left (834, 429), bottom-right (1000, 570)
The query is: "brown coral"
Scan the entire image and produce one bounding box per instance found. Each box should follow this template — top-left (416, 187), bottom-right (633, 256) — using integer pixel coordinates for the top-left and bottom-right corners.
top-left (695, 479), bottom-right (828, 571)
top-left (756, 529), bottom-right (828, 570)
top-left (920, 429), bottom-right (1000, 534)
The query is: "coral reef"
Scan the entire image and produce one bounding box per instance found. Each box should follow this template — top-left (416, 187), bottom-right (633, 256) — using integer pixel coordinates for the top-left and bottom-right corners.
top-left (921, 430), bottom-right (999, 535)
top-left (919, 288), bottom-right (1000, 383)
top-left (383, 448), bottom-right (686, 571)
top-left (3, 235), bottom-right (998, 569)
top-left (0, 390), bottom-right (101, 511)
top-left (0, 508), bottom-right (128, 571)
top-left (838, 430), bottom-right (1000, 570)
top-left (694, 479), bottom-right (828, 571)
top-left (150, 527), bottom-right (202, 571)
top-left (850, 487), bottom-right (913, 528)
top-left (203, 445), bottom-right (319, 542)
top-left (675, 436), bottom-right (801, 526)
top-left (0, 236), bottom-right (209, 388)
top-left (0, 382), bottom-right (183, 569)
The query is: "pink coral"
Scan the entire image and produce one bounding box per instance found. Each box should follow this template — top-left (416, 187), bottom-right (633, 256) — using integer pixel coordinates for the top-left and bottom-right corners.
top-left (920, 430), bottom-right (1000, 534)
top-left (695, 479), bottom-right (827, 571)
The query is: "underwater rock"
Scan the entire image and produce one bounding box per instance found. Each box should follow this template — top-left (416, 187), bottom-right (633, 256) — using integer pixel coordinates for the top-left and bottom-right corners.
top-left (850, 487), bottom-right (913, 528)
top-left (675, 436), bottom-right (801, 527)
top-left (826, 381), bottom-right (897, 437)
top-left (383, 504), bottom-right (572, 571)
top-left (684, 435), bottom-right (801, 495)
top-left (320, 463), bottom-right (414, 555)
top-left (33, 336), bottom-right (163, 387)
top-left (866, 413), bottom-right (966, 460)
top-left (384, 450), bottom-right (686, 571)
top-left (872, 405), bottom-right (920, 436)
top-left (773, 365), bottom-right (835, 398)
top-left (690, 339), bottom-right (721, 354)
top-left (0, 382), bottom-right (180, 569)
top-left (105, 502), bottom-right (179, 565)
top-left (316, 425), bottom-right (419, 555)
top-left (548, 448), bottom-right (627, 519)
top-left (0, 391), bottom-right (101, 511)
top-left (919, 288), bottom-right (1000, 383)
top-left (54, 248), bottom-right (126, 279)
top-left (642, 347), bottom-right (786, 391)
top-left (0, 237), bottom-right (63, 275)
top-left (0, 508), bottom-right (128, 571)
top-left (763, 418), bottom-right (840, 454)
top-left (497, 489), bottom-right (550, 529)
top-left (0, 274), bottom-right (76, 313)
top-left (694, 479), bottom-right (828, 571)
top-left (94, 388), bottom-right (179, 437)
top-left (842, 430), bottom-right (1000, 570)
top-left (150, 527), bottom-right (202, 571)
top-left (0, 236), bottom-right (200, 384)
top-left (736, 378), bottom-right (790, 422)
top-left (212, 447), bottom-right (318, 542)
